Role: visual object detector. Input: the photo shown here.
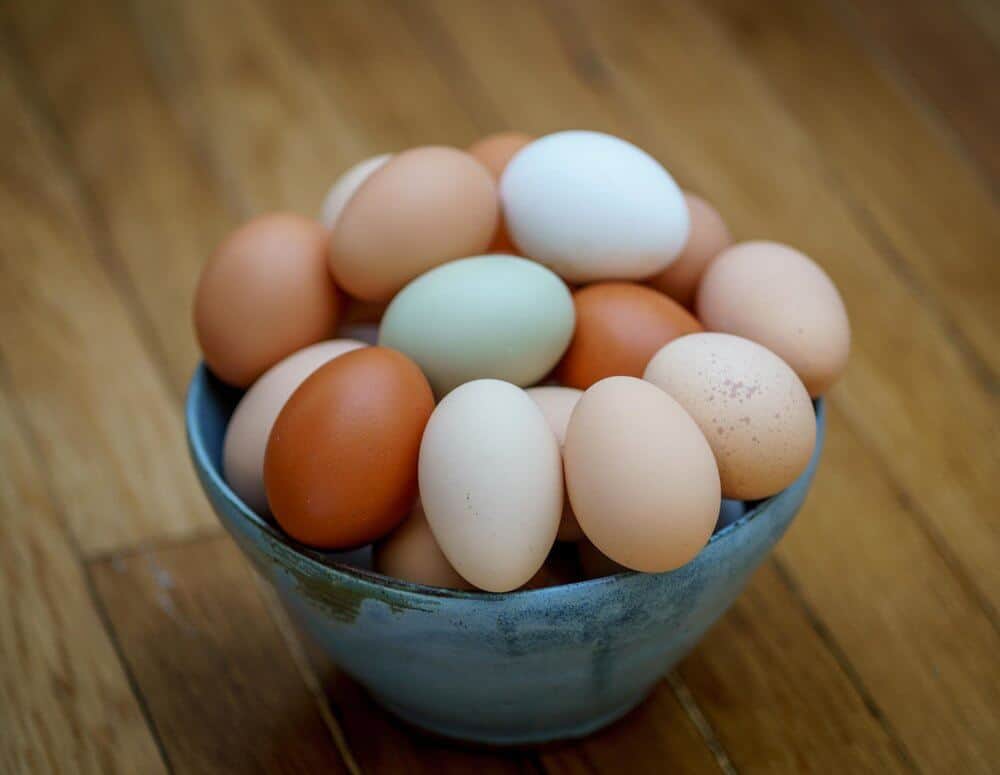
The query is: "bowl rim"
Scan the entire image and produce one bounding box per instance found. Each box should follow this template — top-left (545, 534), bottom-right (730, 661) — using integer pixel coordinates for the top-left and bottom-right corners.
top-left (186, 363), bottom-right (825, 603)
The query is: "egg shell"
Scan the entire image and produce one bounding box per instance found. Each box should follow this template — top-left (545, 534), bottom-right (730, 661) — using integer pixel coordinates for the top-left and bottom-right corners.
top-left (223, 339), bottom-right (366, 515)
top-left (379, 255), bottom-right (575, 396)
top-left (329, 146), bottom-right (498, 302)
top-left (563, 377), bottom-right (721, 573)
top-left (467, 132), bottom-right (534, 253)
top-left (646, 193), bottom-right (733, 308)
top-left (526, 386), bottom-right (586, 541)
top-left (418, 379), bottom-right (563, 592)
top-left (264, 347), bottom-right (434, 549)
top-left (556, 282), bottom-right (703, 390)
top-left (500, 131), bottom-right (689, 283)
top-left (577, 540), bottom-right (628, 579)
top-left (194, 213), bottom-right (340, 387)
top-left (319, 154), bottom-right (392, 229)
top-left (697, 241), bottom-right (850, 396)
top-left (373, 501), bottom-right (473, 590)
top-left (644, 332), bottom-right (816, 500)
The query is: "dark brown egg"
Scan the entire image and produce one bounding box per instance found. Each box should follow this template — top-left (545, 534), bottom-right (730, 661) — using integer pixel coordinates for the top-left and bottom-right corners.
top-left (556, 282), bottom-right (703, 390)
top-left (264, 347), bottom-right (434, 549)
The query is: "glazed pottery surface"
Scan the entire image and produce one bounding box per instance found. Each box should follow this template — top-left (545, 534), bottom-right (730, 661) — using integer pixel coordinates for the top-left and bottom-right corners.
top-left (186, 364), bottom-right (825, 745)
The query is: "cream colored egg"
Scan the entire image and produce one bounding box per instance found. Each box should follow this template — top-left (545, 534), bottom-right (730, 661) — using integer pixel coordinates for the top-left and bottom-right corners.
top-left (526, 386), bottom-right (586, 541)
top-left (644, 333), bottom-right (816, 500)
top-left (319, 154), bottom-right (391, 229)
top-left (418, 379), bottom-right (563, 592)
top-left (222, 338), bottom-right (366, 514)
top-left (563, 377), bottom-right (720, 573)
top-left (373, 501), bottom-right (473, 590)
top-left (697, 241), bottom-right (850, 396)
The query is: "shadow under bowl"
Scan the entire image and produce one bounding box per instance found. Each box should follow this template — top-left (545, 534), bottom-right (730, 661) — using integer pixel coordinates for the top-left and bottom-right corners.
top-left (186, 364), bottom-right (825, 745)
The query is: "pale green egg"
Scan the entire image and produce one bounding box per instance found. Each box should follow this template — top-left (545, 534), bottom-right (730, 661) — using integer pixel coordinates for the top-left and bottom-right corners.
top-left (378, 255), bottom-right (575, 396)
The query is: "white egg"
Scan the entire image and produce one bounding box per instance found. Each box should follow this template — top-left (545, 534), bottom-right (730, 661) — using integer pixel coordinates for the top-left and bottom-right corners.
top-left (418, 379), bottom-right (563, 592)
top-left (319, 153), bottom-right (392, 229)
top-left (500, 131), bottom-right (689, 283)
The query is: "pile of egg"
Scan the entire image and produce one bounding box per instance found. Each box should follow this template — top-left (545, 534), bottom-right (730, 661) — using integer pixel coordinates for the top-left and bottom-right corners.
top-left (195, 130), bottom-right (850, 593)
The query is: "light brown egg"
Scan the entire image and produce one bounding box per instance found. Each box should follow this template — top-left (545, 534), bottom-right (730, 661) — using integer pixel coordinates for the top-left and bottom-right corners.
top-left (320, 154), bottom-right (391, 229)
top-left (467, 132), bottom-right (533, 254)
top-left (526, 386), bottom-right (586, 541)
top-left (223, 339), bottom-right (366, 516)
top-left (373, 501), bottom-right (473, 590)
top-left (194, 213), bottom-right (340, 387)
top-left (646, 193), bottom-right (732, 308)
top-left (328, 146), bottom-right (498, 302)
top-left (264, 347), bottom-right (434, 549)
top-left (556, 282), bottom-right (703, 390)
top-left (563, 377), bottom-right (721, 573)
top-left (697, 241), bottom-right (850, 396)
top-left (644, 333), bottom-right (816, 500)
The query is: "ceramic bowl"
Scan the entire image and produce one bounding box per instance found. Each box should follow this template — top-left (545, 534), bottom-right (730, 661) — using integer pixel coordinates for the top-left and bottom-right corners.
top-left (186, 364), bottom-right (825, 745)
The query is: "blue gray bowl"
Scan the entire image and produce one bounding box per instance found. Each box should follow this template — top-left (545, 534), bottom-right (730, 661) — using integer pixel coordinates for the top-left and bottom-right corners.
top-left (186, 364), bottom-right (825, 745)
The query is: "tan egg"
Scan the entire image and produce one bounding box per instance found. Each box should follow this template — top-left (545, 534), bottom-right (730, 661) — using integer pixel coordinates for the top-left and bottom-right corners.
top-left (644, 333), bottom-right (816, 500)
top-left (468, 132), bottom-right (534, 254)
top-left (373, 501), bottom-right (473, 590)
top-left (526, 386), bottom-right (586, 541)
top-left (194, 213), bottom-right (340, 387)
top-left (577, 540), bottom-right (629, 579)
top-left (319, 154), bottom-right (392, 229)
top-left (222, 339), bottom-right (366, 516)
top-left (697, 241), bottom-right (850, 396)
top-left (329, 146), bottom-right (499, 302)
top-left (646, 193), bottom-right (732, 308)
top-left (563, 377), bottom-right (720, 573)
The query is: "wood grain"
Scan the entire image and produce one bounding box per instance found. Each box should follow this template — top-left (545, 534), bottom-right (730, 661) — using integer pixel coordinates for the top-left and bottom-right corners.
top-left (91, 535), bottom-right (350, 774)
top-left (0, 50), bottom-right (212, 555)
top-left (0, 379), bottom-right (167, 774)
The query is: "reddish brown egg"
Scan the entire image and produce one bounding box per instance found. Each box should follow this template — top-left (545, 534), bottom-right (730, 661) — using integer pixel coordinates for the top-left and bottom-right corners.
top-left (264, 347), bottom-right (434, 549)
top-left (194, 213), bottom-right (339, 387)
top-left (556, 282), bottom-right (703, 390)
top-left (467, 132), bottom-right (534, 253)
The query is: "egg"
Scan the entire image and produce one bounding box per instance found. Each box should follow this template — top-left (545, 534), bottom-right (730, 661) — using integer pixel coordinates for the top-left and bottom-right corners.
top-left (563, 377), bottom-right (721, 573)
top-left (577, 540), bottom-right (628, 579)
top-left (319, 154), bottom-right (392, 229)
top-left (500, 131), bottom-right (689, 283)
top-left (467, 132), bottom-right (534, 253)
top-left (223, 339), bottom-right (366, 515)
top-left (419, 379), bottom-right (563, 592)
top-left (644, 333), bottom-right (816, 500)
top-left (328, 146), bottom-right (498, 302)
top-left (194, 213), bottom-right (340, 387)
top-left (697, 241), bottom-right (850, 396)
top-left (373, 500), bottom-right (473, 590)
top-left (264, 347), bottom-right (434, 548)
top-left (526, 386), bottom-right (585, 541)
top-left (379, 255), bottom-right (575, 396)
top-left (646, 193), bottom-right (732, 308)
top-left (556, 282), bottom-right (702, 390)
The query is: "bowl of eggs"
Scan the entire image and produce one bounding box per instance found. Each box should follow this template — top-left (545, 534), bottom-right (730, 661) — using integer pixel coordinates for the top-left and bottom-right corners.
top-left (186, 131), bottom-right (849, 745)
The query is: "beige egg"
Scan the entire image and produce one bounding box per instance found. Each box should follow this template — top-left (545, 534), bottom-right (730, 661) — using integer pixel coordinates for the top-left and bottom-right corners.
top-left (526, 386), bottom-right (586, 541)
top-left (319, 154), bottom-right (392, 229)
top-left (644, 333), bottom-right (816, 500)
top-left (563, 377), bottom-right (720, 573)
top-left (329, 146), bottom-right (498, 302)
top-left (577, 540), bottom-right (629, 579)
top-left (222, 339), bottom-right (366, 515)
top-left (373, 501), bottom-right (473, 590)
top-left (646, 193), bottom-right (732, 308)
top-left (697, 241), bottom-right (850, 396)
top-left (418, 379), bottom-right (563, 592)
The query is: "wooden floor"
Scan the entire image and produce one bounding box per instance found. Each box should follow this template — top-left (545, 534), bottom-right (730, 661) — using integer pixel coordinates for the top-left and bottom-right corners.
top-left (1, 0), bottom-right (997, 772)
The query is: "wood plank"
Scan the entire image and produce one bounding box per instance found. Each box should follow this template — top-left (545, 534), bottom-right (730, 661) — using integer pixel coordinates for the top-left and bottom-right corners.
top-left (0, 377), bottom-right (168, 774)
top-left (90, 535), bottom-right (351, 774)
top-left (699, 0), bottom-right (999, 381)
top-left (834, 0), bottom-right (1000, 187)
top-left (2, 0), bottom-right (231, 396)
top-left (0, 50), bottom-right (213, 555)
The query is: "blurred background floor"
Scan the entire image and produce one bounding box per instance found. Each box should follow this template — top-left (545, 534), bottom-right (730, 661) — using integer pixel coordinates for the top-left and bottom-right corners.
top-left (1, 0), bottom-right (997, 772)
